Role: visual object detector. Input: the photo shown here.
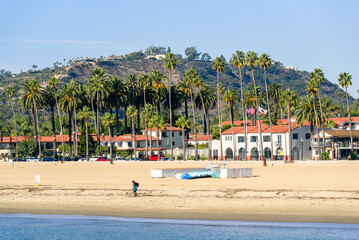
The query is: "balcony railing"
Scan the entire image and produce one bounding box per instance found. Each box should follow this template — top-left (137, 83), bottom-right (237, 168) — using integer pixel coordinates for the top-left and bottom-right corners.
top-left (335, 142), bottom-right (359, 148)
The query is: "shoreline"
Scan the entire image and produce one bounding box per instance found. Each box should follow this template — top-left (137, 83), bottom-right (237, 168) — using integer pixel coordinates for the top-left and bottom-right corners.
top-left (0, 162), bottom-right (358, 224)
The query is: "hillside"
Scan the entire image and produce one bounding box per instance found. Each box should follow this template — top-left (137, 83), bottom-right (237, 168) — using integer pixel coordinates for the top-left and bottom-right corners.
top-left (1, 58), bottom-right (353, 103)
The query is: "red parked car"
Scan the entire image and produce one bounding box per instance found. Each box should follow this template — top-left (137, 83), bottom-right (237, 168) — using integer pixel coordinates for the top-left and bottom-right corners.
top-left (96, 157), bottom-right (110, 161)
top-left (148, 154), bottom-right (161, 161)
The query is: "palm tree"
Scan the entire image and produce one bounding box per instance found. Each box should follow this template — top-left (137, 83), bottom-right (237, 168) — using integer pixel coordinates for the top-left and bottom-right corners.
top-left (139, 73), bottom-right (152, 106)
top-left (305, 79), bottom-right (321, 153)
top-left (310, 68), bottom-right (326, 153)
top-left (126, 106), bottom-right (138, 160)
top-left (141, 104), bottom-right (155, 159)
top-left (295, 96), bottom-right (320, 135)
top-left (163, 52), bottom-right (177, 159)
top-left (103, 112), bottom-right (115, 159)
top-left (87, 67), bottom-right (109, 155)
top-left (150, 70), bottom-right (167, 115)
top-left (19, 79), bottom-right (43, 160)
top-left (231, 50), bottom-right (247, 160)
top-left (245, 51), bottom-right (266, 166)
top-left (212, 56), bottom-right (225, 164)
top-left (78, 106), bottom-right (93, 161)
top-left (195, 84), bottom-right (217, 161)
top-left (58, 82), bottom-right (81, 158)
top-left (338, 72), bottom-right (353, 151)
top-left (5, 86), bottom-right (18, 160)
top-left (108, 76), bottom-right (125, 136)
top-left (259, 53), bottom-right (274, 161)
top-left (223, 89), bottom-right (239, 161)
top-left (42, 86), bottom-right (58, 158)
top-left (280, 89), bottom-right (298, 162)
top-left (150, 115), bottom-right (166, 159)
top-left (176, 115), bottom-right (190, 161)
top-left (268, 83), bottom-right (283, 117)
top-left (182, 68), bottom-right (201, 160)
top-left (48, 77), bottom-right (65, 162)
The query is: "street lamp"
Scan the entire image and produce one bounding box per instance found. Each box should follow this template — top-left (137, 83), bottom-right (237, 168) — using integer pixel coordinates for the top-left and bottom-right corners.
top-left (300, 138), bottom-right (304, 161)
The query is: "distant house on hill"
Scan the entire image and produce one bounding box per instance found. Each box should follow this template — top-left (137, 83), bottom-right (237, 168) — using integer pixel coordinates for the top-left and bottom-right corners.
top-left (75, 57), bottom-right (95, 63)
top-left (105, 55), bottom-right (125, 61)
top-left (145, 54), bottom-right (166, 60)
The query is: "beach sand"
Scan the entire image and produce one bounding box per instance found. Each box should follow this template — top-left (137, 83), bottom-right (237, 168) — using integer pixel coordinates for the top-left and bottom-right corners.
top-left (0, 161), bottom-right (358, 224)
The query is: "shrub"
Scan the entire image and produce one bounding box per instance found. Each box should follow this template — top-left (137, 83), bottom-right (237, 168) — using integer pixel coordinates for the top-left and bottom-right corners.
top-left (349, 151), bottom-right (357, 160)
top-left (320, 151), bottom-right (329, 160)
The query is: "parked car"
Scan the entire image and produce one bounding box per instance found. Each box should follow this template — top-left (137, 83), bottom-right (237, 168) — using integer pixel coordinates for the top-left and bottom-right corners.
top-left (160, 157), bottom-right (174, 161)
top-left (148, 154), bottom-right (161, 161)
top-left (71, 156), bottom-right (81, 161)
top-left (13, 158), bottom-right (25, 162)
top-left (64, 157), bottom-right (71, 161)
top-left (115, 157), bottom-right (127, 161)
top-left (78, 157), bottom-right (87, 162)
top-left (128, 158), bottom-right (136, 161)
top-left (96, 157), bottom-right (109, 161)
top-left (89, 156), bottom-right (100, 161)
top-left (26, 157), bottom-right (39, 162)
top-left (42, 157), bottom-right (56, 162)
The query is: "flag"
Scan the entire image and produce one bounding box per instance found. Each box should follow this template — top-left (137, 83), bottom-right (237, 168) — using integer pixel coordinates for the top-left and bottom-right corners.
top-left (258, 107), bottom-right (267, 115)
top-left (246, 107), bottom-right (255, 115)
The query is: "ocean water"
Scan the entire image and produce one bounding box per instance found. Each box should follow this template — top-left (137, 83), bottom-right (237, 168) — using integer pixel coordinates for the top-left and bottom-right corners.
top-left (0, 214), bottom-right (358, 240)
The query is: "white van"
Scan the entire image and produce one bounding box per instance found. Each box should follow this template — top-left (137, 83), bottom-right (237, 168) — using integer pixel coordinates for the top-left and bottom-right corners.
top-left (26, 157), bottom-right (39, 162)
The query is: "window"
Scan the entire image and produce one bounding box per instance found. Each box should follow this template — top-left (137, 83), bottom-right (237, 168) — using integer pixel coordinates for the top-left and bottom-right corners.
top-left (250, 136), bottom-right (258, 142)
top-left (162, 132), bottom-right (167, 137)
top-left (117, 142), bottom-right (123, 147)
top-left (137, 143), bottom-right (140, 147)
top-left (306, 133), bottom-right (311, 139)
top-left (309, 146), bottom-right (312, 151)
top-left (179, 132), bottom-right (182, 136)
top-left (263, 135), bottom-right (270, 142)
top-left (128, 142), bottom-right (133, 148)
top-left (277, 135), bottom-right (282, 144)
top-left (172, 132), bottom-right (174, 137)
top-left (293, 133), bottom-right (298, 140)
top-left (172, 142), bottom-right (175, 146)
top-left (237, 136), bottom-right (244, 142)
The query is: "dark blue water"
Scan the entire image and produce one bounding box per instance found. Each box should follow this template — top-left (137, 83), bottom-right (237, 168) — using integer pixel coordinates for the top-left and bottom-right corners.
top-left (0, 214), bottom-right (358, 240)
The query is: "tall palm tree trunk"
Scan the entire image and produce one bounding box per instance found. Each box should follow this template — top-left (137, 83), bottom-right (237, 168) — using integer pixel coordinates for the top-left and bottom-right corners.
top-left (182, 128), bottom-right (186, 161)
top-left (145, 124), bottom-right (148, 159)
top-left (116, 106), bottom-right (120, 136)
top-left (263, 69), bottom-right (274, 161)
top-left (54, 89), bottom-right (65, 163)
top-left (239, 68), bottom-right (247, 161)
top-left (96, 94), bottom-right (100, 156)
top-left (85, 119), bottom-right (89, 161)
top-left (156, 128), bottom-right (160, 158)
top-left (251, 69), bottom-right (265, 166)
top-left (229, 108), bottom-right (236, 161)
top-left (34, 101), bottom-right (42, 161)
top-left (50, 105), bottom-right (57, 158)
top-left (216, 72), bottom-right (223, 165)
top-left (68, 110), bottom-right (72, 158)
top-left (10, 101), bottom-right (18, 160)
top-left (287, 104), bottom-right (292, 162)
top-left (31, 108), bottom-right (37, 153)
top-left (169, 71), bottom-right (173, 159)
top-left (345, 87), bottom-right (354, 151)
top-left (312, 97), bottom-right (320, 157)
top-left (132, 117), bottom-right (137, 161)
top-left (149, 129), bottom-right (153, 157)
top-left (108, 124), bottom-right (112, 159)
top-left (317, 89), bottom-right (326, 153)
top-left (190, 91), bottom-right (198, 160)
top-left (198, 90), bottom-right (210, 161)
top-left (124, 105), bottom-right (128, 134)
top-left (73, 106), bottom-right (78, 156)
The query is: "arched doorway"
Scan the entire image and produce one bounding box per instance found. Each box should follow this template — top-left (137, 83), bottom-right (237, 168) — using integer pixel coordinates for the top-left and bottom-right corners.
top-left (251, 147), bottom-right (258, 161)
top-left (238, 148), bottom-right (246, 161)
top-left (276, 147), bottom-right (284, 160)
top-left (292, 147), bottom-right (299, 160)
top-left (264, 147), bottom-right (271, 160)
top-left (225, 148), bottom-right (233, 160)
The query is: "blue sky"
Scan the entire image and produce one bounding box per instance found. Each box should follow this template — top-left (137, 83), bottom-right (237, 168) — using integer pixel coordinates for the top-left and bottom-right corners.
top-left (1, 0), bottom-right (358, 97)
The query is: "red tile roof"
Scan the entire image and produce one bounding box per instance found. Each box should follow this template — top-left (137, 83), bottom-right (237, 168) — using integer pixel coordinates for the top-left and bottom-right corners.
top-left (222, 123), bottom-right (300, 135)
top-left (188, 134), bottom-right (213, 141)
top-left (142, 124), bottom-right (182, 132)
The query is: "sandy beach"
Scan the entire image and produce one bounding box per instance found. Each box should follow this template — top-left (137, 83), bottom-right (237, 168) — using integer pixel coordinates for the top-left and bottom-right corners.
top-left (0, 161), bottom-right (358, 224)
